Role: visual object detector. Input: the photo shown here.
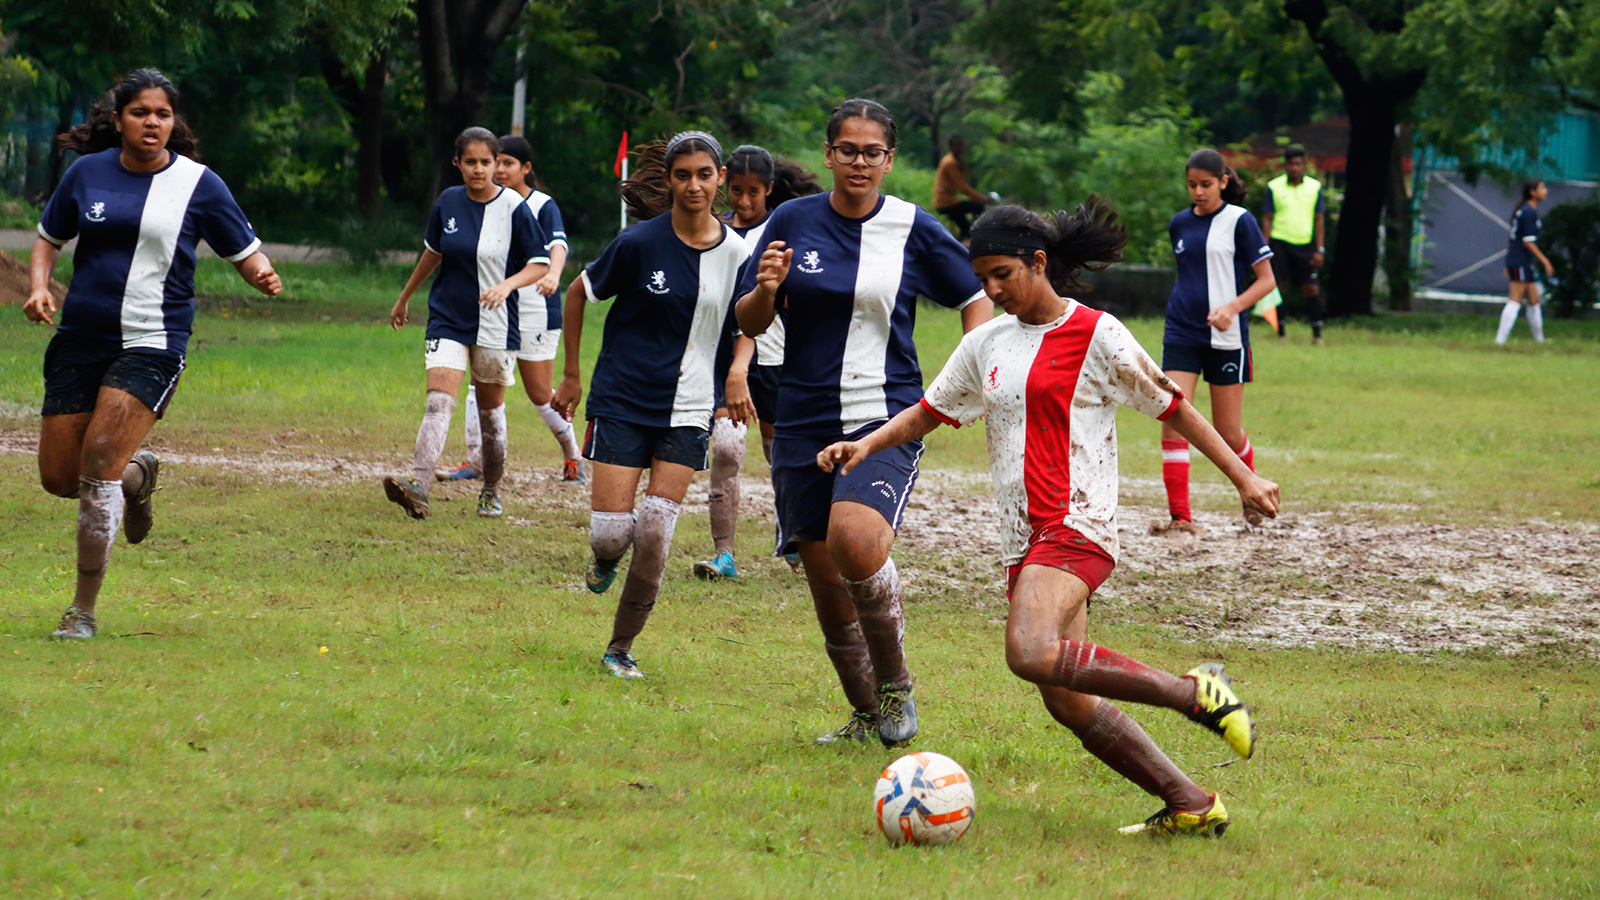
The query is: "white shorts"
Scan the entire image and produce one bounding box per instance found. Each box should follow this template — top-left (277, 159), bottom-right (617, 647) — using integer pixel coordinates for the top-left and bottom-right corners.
top-left (424, 337), bottom-right (516, 386)
top-left (517, 326), bottom-right (561, 362)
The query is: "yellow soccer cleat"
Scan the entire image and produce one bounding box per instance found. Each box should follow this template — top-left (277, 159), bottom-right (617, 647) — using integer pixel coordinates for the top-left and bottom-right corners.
top-left (1118, 793), bottom-right (1230, 837)
top-left (1183, 662), bottom-right (1256, 759)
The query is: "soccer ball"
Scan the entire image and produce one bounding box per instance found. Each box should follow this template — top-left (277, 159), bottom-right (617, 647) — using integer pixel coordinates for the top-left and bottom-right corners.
top-left (873, 752), bottom-right (975, 846)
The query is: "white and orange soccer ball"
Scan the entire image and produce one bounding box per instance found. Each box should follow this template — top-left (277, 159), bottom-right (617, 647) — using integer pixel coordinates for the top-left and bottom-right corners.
top-left (872, 752), bottom-right (975, 846)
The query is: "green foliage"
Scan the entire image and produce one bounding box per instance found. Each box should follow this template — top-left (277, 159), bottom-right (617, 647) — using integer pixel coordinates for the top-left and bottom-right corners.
top-left (1542, 194), bottom-right (1600, 319)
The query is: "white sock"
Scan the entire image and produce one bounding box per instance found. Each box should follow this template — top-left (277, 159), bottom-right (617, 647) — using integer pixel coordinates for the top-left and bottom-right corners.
top-left (536, 401), bottom-right (580, 461)
top-left (1495, 302), bottom-right (1521, 345)
top-left (413, 390), bottom-right (457, 493)
top-left (463, 384), bottom-right (483, 469)
top-left (74, 476), bottom-right (125, 611)
top-left (708, 418), bottom-right (746, 555)
top-left (1526, 303), bottom-right (1545, 342)
top-left (478, 403), bottom-right (507, 493)
top-left (606, 495), bottom-right (683, 652)
top-left (591, 510), bottom-right (635, 560)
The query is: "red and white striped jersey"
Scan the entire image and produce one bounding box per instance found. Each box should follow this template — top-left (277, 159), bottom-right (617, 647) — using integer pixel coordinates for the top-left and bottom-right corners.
top-left (920, 300), bottom-right (1182, 565)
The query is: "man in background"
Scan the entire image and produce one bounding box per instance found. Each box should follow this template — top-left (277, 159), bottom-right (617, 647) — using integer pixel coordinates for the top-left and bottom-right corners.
top-left (934, 135), bottom-right (990, 243)
top-left (1261, 146), bottom-right (1327, 345)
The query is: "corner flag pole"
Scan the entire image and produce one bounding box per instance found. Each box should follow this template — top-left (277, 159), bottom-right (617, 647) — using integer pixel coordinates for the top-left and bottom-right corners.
top-left (615, 131), bottom-right (629, 233)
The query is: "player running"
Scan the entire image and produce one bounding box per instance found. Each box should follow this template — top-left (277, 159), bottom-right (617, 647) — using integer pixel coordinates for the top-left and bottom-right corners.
top-left (735, 99), bottom-right (994, 748)
top-left (443, 135), bottom-right (585, 485)
top-left (385, 127), bottom-right (550, 520)
top-left (693, 144), bottom-right (823, 582)
top-left (1495, 179), bottom-right (1553, 345)
top-left (819, 200), bottom-right (1279, 836)
top-left (1153, 149), bottom-right (1275, 535)
top-left (24, 68), bottom-right (282, 639)
top-left (551, 132), bottom-right (745, 680)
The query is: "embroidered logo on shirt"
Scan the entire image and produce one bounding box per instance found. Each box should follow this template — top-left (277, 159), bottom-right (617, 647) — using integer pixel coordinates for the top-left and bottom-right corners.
top-left (987, 366), bottom-right (1000, 389)
top-left (647, 270), bottom-right (670, 295)
top-left (797, 250), bottom-right (823, 274)
top-left (1174, 239), bottom-right (1186, 255)
top-left (444, 217), bottom-right (459, 234)
top-left (86, 202), bottom-right (106, 223)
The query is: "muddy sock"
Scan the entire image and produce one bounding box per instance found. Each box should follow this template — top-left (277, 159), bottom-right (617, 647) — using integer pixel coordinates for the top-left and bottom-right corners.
top-left (74, 476), bottom-right (125, 615)
top-left (1230, 433), bottom-right (1255, 473)
top-left (607, 495), bottom-right (680, 653)
top-left (590, 511), bottom-right (634, 561)
top-left (818, 618), bottom-right (878, 714)
top-left (708, 418), bottom-right (746, 555)
top-left (413, 390), bottom-right (457, 495)
top-left (1496, 301), bottom-right (1521, 344)
top-left (120, 458), bottom-right (146, 497)
top-left (1161, 439), bottom-right (1192, 521)
top-left (1048, 640), bottom-right (1196, 710)
top-left (478, 402), bottom-right (507, 493)
top-left (1527, 303), bottom-right (1545, 342)
top-left (463, 384), bottom-right (482, 470)
top-left (842, 558), bottom-right (911, 688)
top-left (535, 402), bottom-right (580, 461)
top-left (760, 431), bottom-right (774, 465)
top-left (1073, 700), bottom-right (1211, 812)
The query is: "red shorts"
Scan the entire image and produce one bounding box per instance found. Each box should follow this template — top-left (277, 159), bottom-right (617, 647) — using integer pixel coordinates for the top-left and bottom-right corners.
top-left (1005, 525), bottom-right (1116, 599)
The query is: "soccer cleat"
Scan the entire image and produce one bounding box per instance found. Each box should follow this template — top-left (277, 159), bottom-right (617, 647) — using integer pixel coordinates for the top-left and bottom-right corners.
top-left (123, 450), bottom-right (160, 544)
top-left (476, 489), bottom-right (503, 518)
top-left (382, 476), bottom-right (430, 519)
top-left (434, 461), bottom-right (480, 483)
top-left (784, 551), bottom-right (803, 573)
top-left (692, 550), bottom-right (739, 580)
top-left (562, 458), bottom-right (587, 484)
top-left (1184, 662), bottom-right (1256, 759)
top-left (601, 649), bottom-right (644, 679)
top-left (585, 554), bottom-right (621, 594)
top-left (813, 709), bottom-right (878, 746)
top-left (1118, 793), bottom-right (1230, 837)
top-left (877, 681), bottom-right (919, 748)
top-left (50, 606), bottom-right (97, 640)
top-left (1149, 517), bottom-right (1203, 537)
top-left (1243, 506), bottom-right (1265, 527)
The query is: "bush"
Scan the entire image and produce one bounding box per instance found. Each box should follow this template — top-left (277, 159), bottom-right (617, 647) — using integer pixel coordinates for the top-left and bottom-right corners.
top-left (1543, 194), bottom-right (1600, 319)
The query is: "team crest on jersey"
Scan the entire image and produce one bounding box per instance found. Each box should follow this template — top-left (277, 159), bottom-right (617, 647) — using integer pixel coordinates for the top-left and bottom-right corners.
top-left (1174, 239), bottom-right (1186, 255)
top-left (647, 270), bottom-right (670, 294)
top-left (987, 366), bottom-right (1000, 389)
top-left (797, 250), bottom-right (823, 274)
top-left (444, 217), bottom-right (459, 234)
top-left (86, 201), bottom-right (106, 223)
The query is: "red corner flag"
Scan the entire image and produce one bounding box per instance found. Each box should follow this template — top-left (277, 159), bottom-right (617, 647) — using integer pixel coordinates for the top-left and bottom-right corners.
top-left (614, 131), bottom-right (629, 177)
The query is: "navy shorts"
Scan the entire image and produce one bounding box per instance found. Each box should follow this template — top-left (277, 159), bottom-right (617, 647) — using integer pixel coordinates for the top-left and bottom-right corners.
top-left (1507, 265), bottom-right (1538, 283)
top-left (42, 336), bottom-right (186, 418)
top-left (582, 417), bottom-right (711, 471)
top-left (748, 363), bottom-right (782, 424)
top-left (770, 424), bottom-right (924, 555)
top-left (1162, 343), bottom-right (1253, 386)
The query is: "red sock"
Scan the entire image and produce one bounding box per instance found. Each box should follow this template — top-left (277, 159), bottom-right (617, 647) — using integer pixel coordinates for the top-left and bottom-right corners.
top-left (1073, 701), bottom-right (1211, 813)
top-left (1161, 439), bottom-right (1191, 521)
top-left (1233, 434), bottom-right (1255, 472)
top-left (1051, 640), bottom-right (1195, 710)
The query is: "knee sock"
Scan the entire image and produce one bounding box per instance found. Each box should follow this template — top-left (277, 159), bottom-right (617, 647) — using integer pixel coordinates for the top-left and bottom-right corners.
top-left (1230, 433), bottom-right (1255, 473)
top-left (413, 390), bottom-right (457, 494)
top-left (1527, 304), bottom-right (1545, 342)
top-left (535, 401), bottom-right (580, 461)
top-left (708, 418), bottom-right (747, 555)
top-left (478, 403), bottom-right (507, 493)
top-left (818, 618), bottom-right (878, 715)
top-left (463, 384), bottom-right (483, 470)
top-left (760, 431), bottom-right (774, 465)
top-left (74, 476), bottom-right (125, 614)
top-left (1073, 700), bottom-right (1211, 813)
top-left (1161, 439), bottom-right (1192, 522)
top-left (1496, 301), bottom-right (1521, 345)
top-left (590, 511), bottom-right (635, 561)
top-left (607, 495), bottom-right (681, 653)
top-left (842, 558), bottom-right (911, 688)
top-left (1048, 640), bottom-right (1197, 710)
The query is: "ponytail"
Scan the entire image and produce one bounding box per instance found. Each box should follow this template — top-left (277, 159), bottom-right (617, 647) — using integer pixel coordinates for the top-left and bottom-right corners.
top-left (725, 145), bottom-right (823, 210)
top-left (619, 132), bottom-right (723, 221)
top-left (58, 67), bottom-right (199, 161)
top-left (1514, 178), bottom-right (1541, 214)
top-left (969, 197), bottom-right (1127, 293)
top-left (1185, 148), bottom-right (1246, 205)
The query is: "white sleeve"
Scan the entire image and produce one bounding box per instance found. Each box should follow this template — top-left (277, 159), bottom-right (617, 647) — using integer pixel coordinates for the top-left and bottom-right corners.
top-left (921, 331), bottom-right (987, 427)
top-left (1092, 316), bottom-right (1183, 421)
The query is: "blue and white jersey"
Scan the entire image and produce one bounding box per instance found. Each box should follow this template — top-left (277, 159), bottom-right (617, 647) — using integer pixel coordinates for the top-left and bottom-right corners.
top-left (735, 193), bottom-right (985, 437)
top-left (1505, 204), bottom-right (1541, 269)
top-left (522, 190), bottom-right (567, 331)
top-left (423, 185), bottom-right (548, 350)
top-left (581, 214), bottom-right (748, 430)
top-left (1165, 203), bottom-right (1272, 350)
top-left (730, 213), bottom-right (786, 368)
top-left (37, 148), bottom-right (260, 354)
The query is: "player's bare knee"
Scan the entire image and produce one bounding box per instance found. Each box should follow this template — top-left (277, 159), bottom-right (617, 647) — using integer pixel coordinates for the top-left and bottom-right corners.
top-left (40, 468), bottom-right (79, 498)
top-left (1004, 636), bottom-right (1055, 684)
top-left (827, 522), bottom-right (891, 581)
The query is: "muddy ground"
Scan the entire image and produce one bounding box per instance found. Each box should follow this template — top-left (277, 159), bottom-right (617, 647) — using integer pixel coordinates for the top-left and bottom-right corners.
top-left (5, 427), bottom-right (1595, 657)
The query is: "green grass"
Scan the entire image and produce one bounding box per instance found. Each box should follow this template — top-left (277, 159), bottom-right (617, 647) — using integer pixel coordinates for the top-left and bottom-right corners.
top-left (2, 261), bottom-right (1598, 897)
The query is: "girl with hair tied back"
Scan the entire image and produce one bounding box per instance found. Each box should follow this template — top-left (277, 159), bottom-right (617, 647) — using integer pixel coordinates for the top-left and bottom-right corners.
top-left (818, 199), bottom-right (1279, 837)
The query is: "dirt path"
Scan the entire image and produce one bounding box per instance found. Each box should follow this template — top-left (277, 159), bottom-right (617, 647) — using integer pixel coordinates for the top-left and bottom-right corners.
top-left (5, 428), bottom-right (1595, 656)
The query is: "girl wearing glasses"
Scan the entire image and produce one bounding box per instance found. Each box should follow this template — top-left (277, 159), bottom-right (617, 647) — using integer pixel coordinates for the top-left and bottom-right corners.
top-left (735, 98), bottom-right (993, 748)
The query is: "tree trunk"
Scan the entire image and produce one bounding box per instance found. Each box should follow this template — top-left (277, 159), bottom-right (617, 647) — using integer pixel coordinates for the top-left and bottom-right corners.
top-left (1382, 127), bottom-right (1413, 312)
top-left (1329, 92), bottom-right (1397, 316)
top-left (417, 0), bottom-right (531, 201)
top-left (357, 50), bottom-right (387, 221)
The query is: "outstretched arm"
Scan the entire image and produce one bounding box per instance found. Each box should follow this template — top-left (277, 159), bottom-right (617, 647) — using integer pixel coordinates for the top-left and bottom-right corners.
top-left (551, 277), bottom-right (589, 420)
top-left (817, 402), bottom-right (943, 475)
top-left (1163, 398), bottom-right (1279, 520)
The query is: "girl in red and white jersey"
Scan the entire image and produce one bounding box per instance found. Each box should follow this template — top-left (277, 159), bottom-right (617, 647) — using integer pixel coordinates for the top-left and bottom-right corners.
top-left (819, 200), bottom-right (1279, 837)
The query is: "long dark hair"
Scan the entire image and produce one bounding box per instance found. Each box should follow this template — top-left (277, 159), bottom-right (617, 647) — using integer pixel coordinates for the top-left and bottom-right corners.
top-left (58, 68), bottom-right (199, 161)
top-left (497, 134), bottom-right (545, 192)
top-left (454, 127), bottom-right (499, 159)
top-left (619, 133), bottom-right (723, 221)
top-left (725, 144), bottom-right (824, 208)
top-left (1514, 178), bottom-right (1543, 213)
top-left (1186, 148), bottom-right (1247, 205)
top-left (972, 198), bottom-right (1127, 293)
top-left (826, 98), bottom-right (897, 149)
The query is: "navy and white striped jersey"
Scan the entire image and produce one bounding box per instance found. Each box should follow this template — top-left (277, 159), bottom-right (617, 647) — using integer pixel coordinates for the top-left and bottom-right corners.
top-left (735, 193), bottom-right (985, 437)
top-left (1505, 204), bottom-right (1540, 269)
top-left (581, 214), bottom-right (748, 430)
top-left (37, 148), bottom-right (260, 354)
top-left (423, 185), bottom-right (548, 350)
top-left (1165, 203), bottom-right (1272, 350)
top-left (730, 212), bottom-right (786, 367)
top-left (524, 190), bottom-right (567, 331)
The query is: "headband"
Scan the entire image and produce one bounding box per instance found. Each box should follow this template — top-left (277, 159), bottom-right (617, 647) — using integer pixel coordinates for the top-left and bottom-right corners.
top-left (665, 130), bottom-right (722, 166)
top-left (968, 224), bottom-right (1048, 261)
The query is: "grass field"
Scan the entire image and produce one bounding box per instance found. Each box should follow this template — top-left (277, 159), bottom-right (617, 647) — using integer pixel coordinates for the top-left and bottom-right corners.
top-left (2, 259), bottom-right (1598, 898)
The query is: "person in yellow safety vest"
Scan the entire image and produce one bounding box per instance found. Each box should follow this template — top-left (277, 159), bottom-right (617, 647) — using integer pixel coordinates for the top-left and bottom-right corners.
top-left (1261, 146), bottom-right (1327, 345)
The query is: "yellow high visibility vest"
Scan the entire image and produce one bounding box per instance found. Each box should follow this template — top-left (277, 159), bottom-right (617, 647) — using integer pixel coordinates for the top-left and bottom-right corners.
top-left (1266, 174), bottom-right (1322, 246)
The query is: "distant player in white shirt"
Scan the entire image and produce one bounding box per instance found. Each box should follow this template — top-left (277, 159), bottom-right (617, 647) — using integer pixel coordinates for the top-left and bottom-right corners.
top-left (819, 200), bottom-right (1279, 837)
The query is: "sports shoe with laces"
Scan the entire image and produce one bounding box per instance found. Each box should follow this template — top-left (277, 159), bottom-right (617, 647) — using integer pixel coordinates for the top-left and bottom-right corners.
top-left (1149, 517), bottom-right (1203, 537)
top-left (382, 476), bottom-right (430, 519)
top-left (814, 709), bottom-right (877, 745)
top-left (51, 605), bottom-right (97, 640)
top-left (434, 461), bottom-right (480, 482)
top-left (477, 489), bottom-right (503, 518)
top-left (877, 681), bottom-right (919, 748)
top-left (1118, 792), bottom-right (1230, 836)
top-left (124, 450), bottom-right (160, 544)
top-left (562, 458), bottom-right (587, 484)
top-left (692, 549), bottom-right (738, 580)
top-left (585, 554), bottom-right (621, 594)
top-left (601, 649), bottom-right (643, 679)
top-left (1183, 662), bottom-right (1256, 759)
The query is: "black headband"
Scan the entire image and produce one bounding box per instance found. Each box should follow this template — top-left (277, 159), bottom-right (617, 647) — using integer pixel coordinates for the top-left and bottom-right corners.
top-left (968, 224), bottom-right (1048, 261)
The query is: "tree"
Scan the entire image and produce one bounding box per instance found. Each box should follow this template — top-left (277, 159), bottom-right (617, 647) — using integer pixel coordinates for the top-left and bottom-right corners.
top-left (416, 0), bottom-right (529, 199)
top-left (312, 0), bottom-right (411, 220)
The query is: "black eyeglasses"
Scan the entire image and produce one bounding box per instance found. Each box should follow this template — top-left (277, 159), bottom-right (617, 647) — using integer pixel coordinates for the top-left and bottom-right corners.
top-left (828, 144), bottom-right (891, 166)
